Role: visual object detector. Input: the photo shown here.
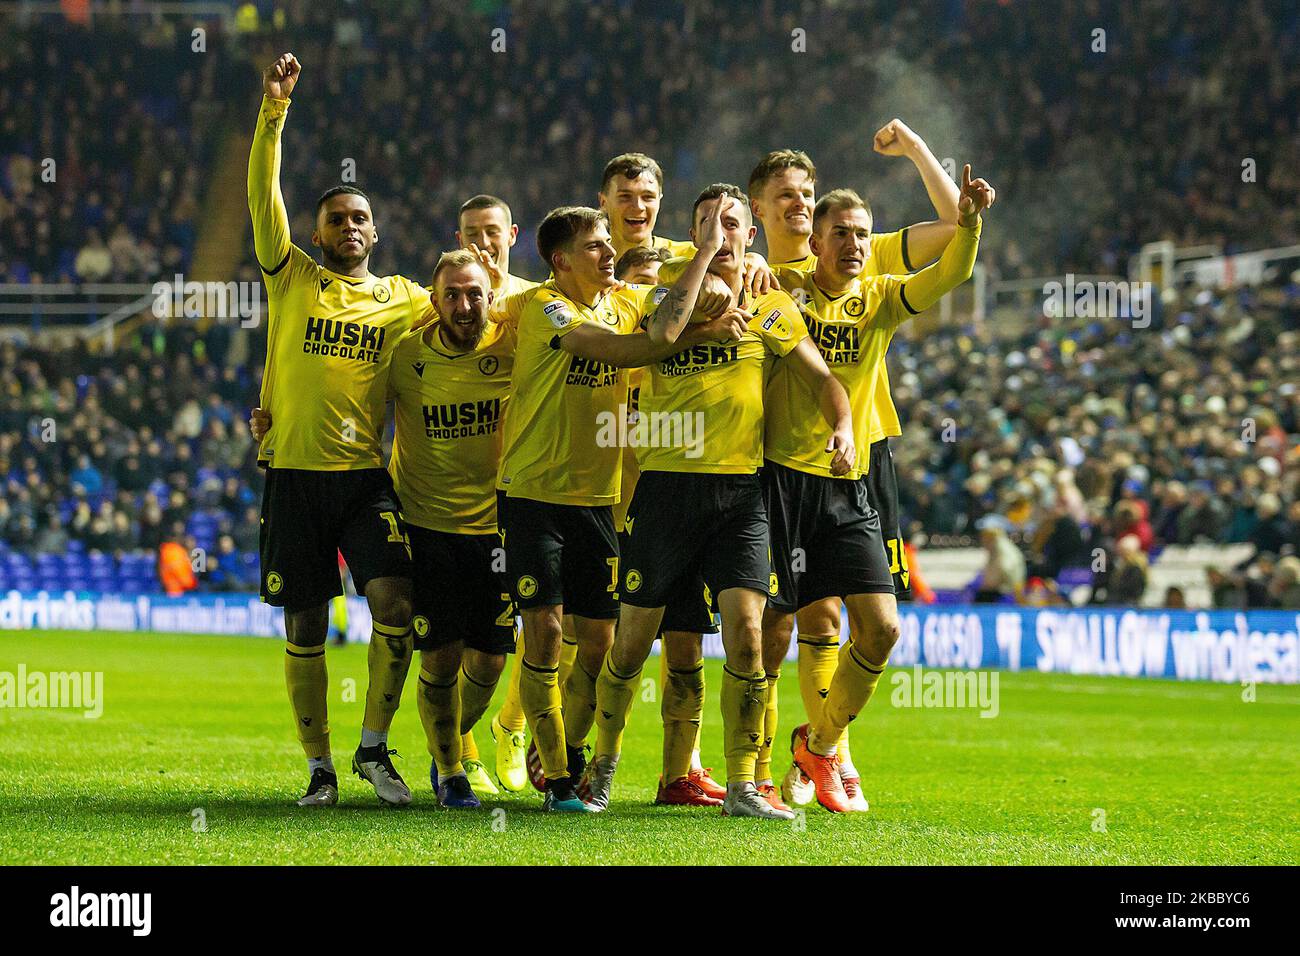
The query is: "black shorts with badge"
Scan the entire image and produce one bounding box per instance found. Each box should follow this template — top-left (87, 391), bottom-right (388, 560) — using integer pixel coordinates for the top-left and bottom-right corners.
top-left (618, 530), bottom-right (719, 635)
top-left (763, 460), bottom-right (895, 613)
top-left (865, 438), bottom-right (912, 599)
top-left (408, 525), bottom-right (516, 655)
top-left (497, 491), bottom-right (620, 619)
top-left (259, 467), bottom-right (412, 610)
top-left (620, 471), bottom-right (772, 611)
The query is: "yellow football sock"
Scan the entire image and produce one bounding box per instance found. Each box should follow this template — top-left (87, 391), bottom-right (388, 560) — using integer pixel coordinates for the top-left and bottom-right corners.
top-left (460, 730), bottom-right (479, 762)
top-left (754, 670), bottom-right (780, 784)
top-left (721, 666), bottom-right (767, 784)
top-left (558, 634), bottom-right (578, 687)
top-left (810, 643), bottom-right (887, 755)
top-left (562, 658), bottom-right (599, 747)
top-left (416, 667), bottom-right (462, 778)
top-left (519, 659), bottom-right (566, 779)
top-left (460, 663), bottom-right (497, 737)
top-left (836, 642), bottom-right (854, 767)
top-left (594, 652), bottom-right (641, 759)
top-left (497, 634), bottom-right (527, 734)
top-left (363, 620), bottom-right (412, 735)
top-left (285, 641), bottom-right (330, 759)
top-left (797, 636), bottom-right (839, 725)
top-left (662, 660), bottom-right (704, 783)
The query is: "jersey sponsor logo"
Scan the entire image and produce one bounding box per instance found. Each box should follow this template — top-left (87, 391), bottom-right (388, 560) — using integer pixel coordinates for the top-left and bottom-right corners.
top-left (761, 308), bottom-right (792, 339)
top-left (302, 316), bottom-right (386, 362)
top-left (543, 300), bottom-right (573, 328)
top-left (373, 284), bottom-right (391, 303)
top-left (422, 398), bottom-right (503, 439)
top-left (413, 361), bottom-right (427, 378)
top-left (265, 571), bottom-right (283, 595)
top-left (625, 569), bottom-right (643, 593)
top-left (805, 314), bottom-right (862, 365)
top-left (478, 355), bottom-right (499, 375)
top-left (658, 343), bottom-right (740, 377)
top-left (565, 354), bottom-right (620, 388)
top-left (517, 575), bottom-right (538, 599)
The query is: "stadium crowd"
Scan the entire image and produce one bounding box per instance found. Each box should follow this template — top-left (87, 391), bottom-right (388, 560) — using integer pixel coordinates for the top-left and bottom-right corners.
top-left (0, 1), bottom-right (1296, 606)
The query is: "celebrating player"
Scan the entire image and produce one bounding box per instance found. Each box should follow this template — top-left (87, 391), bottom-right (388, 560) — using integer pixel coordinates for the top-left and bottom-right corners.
top-left (767, 167), bottom-right (993, 812)
top-left (249, 53), bottom-right (435, 808)
top-left (498, 202), bottom-right (745, 811)
top-left (583, 184), bottom-right (855, 820)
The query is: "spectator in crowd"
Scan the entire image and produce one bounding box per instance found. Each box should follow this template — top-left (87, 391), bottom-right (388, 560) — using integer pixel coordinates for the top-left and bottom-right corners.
top-left (973, 518), bottom-right (1026, 603)
top-left (1108, 535), bottom-right (1149, 606)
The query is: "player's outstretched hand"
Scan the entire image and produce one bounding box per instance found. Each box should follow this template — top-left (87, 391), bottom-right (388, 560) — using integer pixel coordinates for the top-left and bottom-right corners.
top-left (742, 253), bottom-right (775, 297)
top-left (826, 427), bottom-right (856, 477)
top-left (467, 243), bottom-right (504, 289)
top-left (694, 196), bottom-right (727, 255)
top-left (263, 53), bottom-right (301, 100)
top-left (957, 164), bottom-right (995, 227)
top-left (248, 406), bottom-right (271, 442)
top-left (872, 118), bottom-right (921, 157)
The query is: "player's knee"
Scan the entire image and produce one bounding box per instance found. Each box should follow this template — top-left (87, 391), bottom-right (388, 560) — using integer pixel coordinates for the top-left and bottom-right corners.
top-left (852, 614), bottom-right (900, 662)
top-left (463, 650), bottom-right (505, 684)
top-left (285, 603), bottom-right (330, 646)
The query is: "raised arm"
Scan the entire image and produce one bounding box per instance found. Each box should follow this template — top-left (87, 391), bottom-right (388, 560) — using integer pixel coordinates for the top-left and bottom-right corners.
top-left (897, 164), bottom-right (993, 313)
top-left (643, 197), bottom-right (726, 345)
top-left (559, 308), bottom-right (748, 369)
top-left (874, 118), bottom-right (976, 267)
top-left (248, 53), bottom-right (301, 275)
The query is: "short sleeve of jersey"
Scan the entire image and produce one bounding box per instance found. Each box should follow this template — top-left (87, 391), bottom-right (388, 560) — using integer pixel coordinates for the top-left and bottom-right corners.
top-left (539, 293), bottom-right (587, 341)
top-left (398, 276), bottom-right (436, 329)
top-left (655, 256), bottom-right (691, 287)
top-left (752, 291), bottom-right (807, 357)
top-left (867, 229), bottom-right (908, 277)
top-left (866, 273), bottom-right (913, 332)
top-left (656, 237), bottom-right (697, 258)
top-left (491, 275), bottom-right (542, 327)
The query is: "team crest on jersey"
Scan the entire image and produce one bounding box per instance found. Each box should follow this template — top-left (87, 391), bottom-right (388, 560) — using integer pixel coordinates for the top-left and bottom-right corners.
top-left (844, 296), bottom-right (865, 317)
top-left (266, 571), bottom-right (283, 595)
top-left (478, 355), bottom-right (499, 375)
top-left (543, 301), bottom-right (572, 329)
top-left (373, 284), bottom-right (391, 303)
top-left (625, 569), bottom-right (643, 593)
top-left (412, 615), bottom-right (430, 638)
top-left (517, 575), bottom-right (538, 598)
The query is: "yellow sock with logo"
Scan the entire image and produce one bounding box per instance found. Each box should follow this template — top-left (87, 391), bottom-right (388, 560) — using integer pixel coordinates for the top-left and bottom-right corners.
top-left (363, 620), bottom-right (412, 737)
top-left (562, 658), bottom-right (599, 747)
top-left (797, 636), bottom-right (839, 726)
top-left (416, 668), bottom-right (462, 778)
top-left (519, 659), bottom-right (566, 779)
top-left (754, 670), bottom-right (780, 785)
top-left (662, 661), bottom-right (704, 783)
top-left (285, 641), bottom-right (330, 759)
top-left (810, 644), bottom-right (888, 755)
top-left (721, 666), bottom-right (768, 784)
top-left (594, 652), bottom-right (641, 759)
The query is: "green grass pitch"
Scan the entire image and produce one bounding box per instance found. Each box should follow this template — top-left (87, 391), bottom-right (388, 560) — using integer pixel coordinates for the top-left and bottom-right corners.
top-left (1, 630), bottom-right (1296, 865)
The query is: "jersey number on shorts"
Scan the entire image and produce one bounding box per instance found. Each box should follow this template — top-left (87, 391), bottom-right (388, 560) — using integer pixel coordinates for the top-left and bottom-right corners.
top-left (380, 510), bottom-right (412, 560)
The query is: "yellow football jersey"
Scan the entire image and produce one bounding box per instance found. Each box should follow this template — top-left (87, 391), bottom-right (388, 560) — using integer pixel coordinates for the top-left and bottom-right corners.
top-left (389, 319), bottom-right (515, 534)
top-left (775, 228), bottom-right (911, 443)
top-left (765, 268), bottom-right (916, 480)
top-left (637, 287), bottom-right (807, 474)
top-left (653, 235), bottom-right (697, 258)
top-left (613, 368), bottom-right (644, 532)
top-left (249, 96), bottom-right (434, 470)
top-left (489, 272), bottom-right (541, 327)
top-left (497, 281), bottom-right (658, 505)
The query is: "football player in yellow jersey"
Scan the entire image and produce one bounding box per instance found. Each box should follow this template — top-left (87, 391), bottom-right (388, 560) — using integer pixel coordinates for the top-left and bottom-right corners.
top-left (498, 202), bottom-right (746, 812)
top-left (249, 54), bottom-right (435, 809)
top-left (582, 184), bottom-right (855, 820)
top-left (765, 171), bottom-right (993, 812)
top-left (449, 194), bottom-right (537, 794)
top-left (746, 124), bottom-right (975, 806)
top-left (598, 153), bottom-right (698, 262)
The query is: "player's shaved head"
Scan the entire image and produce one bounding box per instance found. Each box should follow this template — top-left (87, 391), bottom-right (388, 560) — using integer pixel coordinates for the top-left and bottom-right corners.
top-left (458, 194), bottom-right (513, 227)
top-left (747, 149), bottom-right (817, 199)
top-left (537, 206), bottom-right (608, 268)
top-left (812, 188), bottom-right (872, 233)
